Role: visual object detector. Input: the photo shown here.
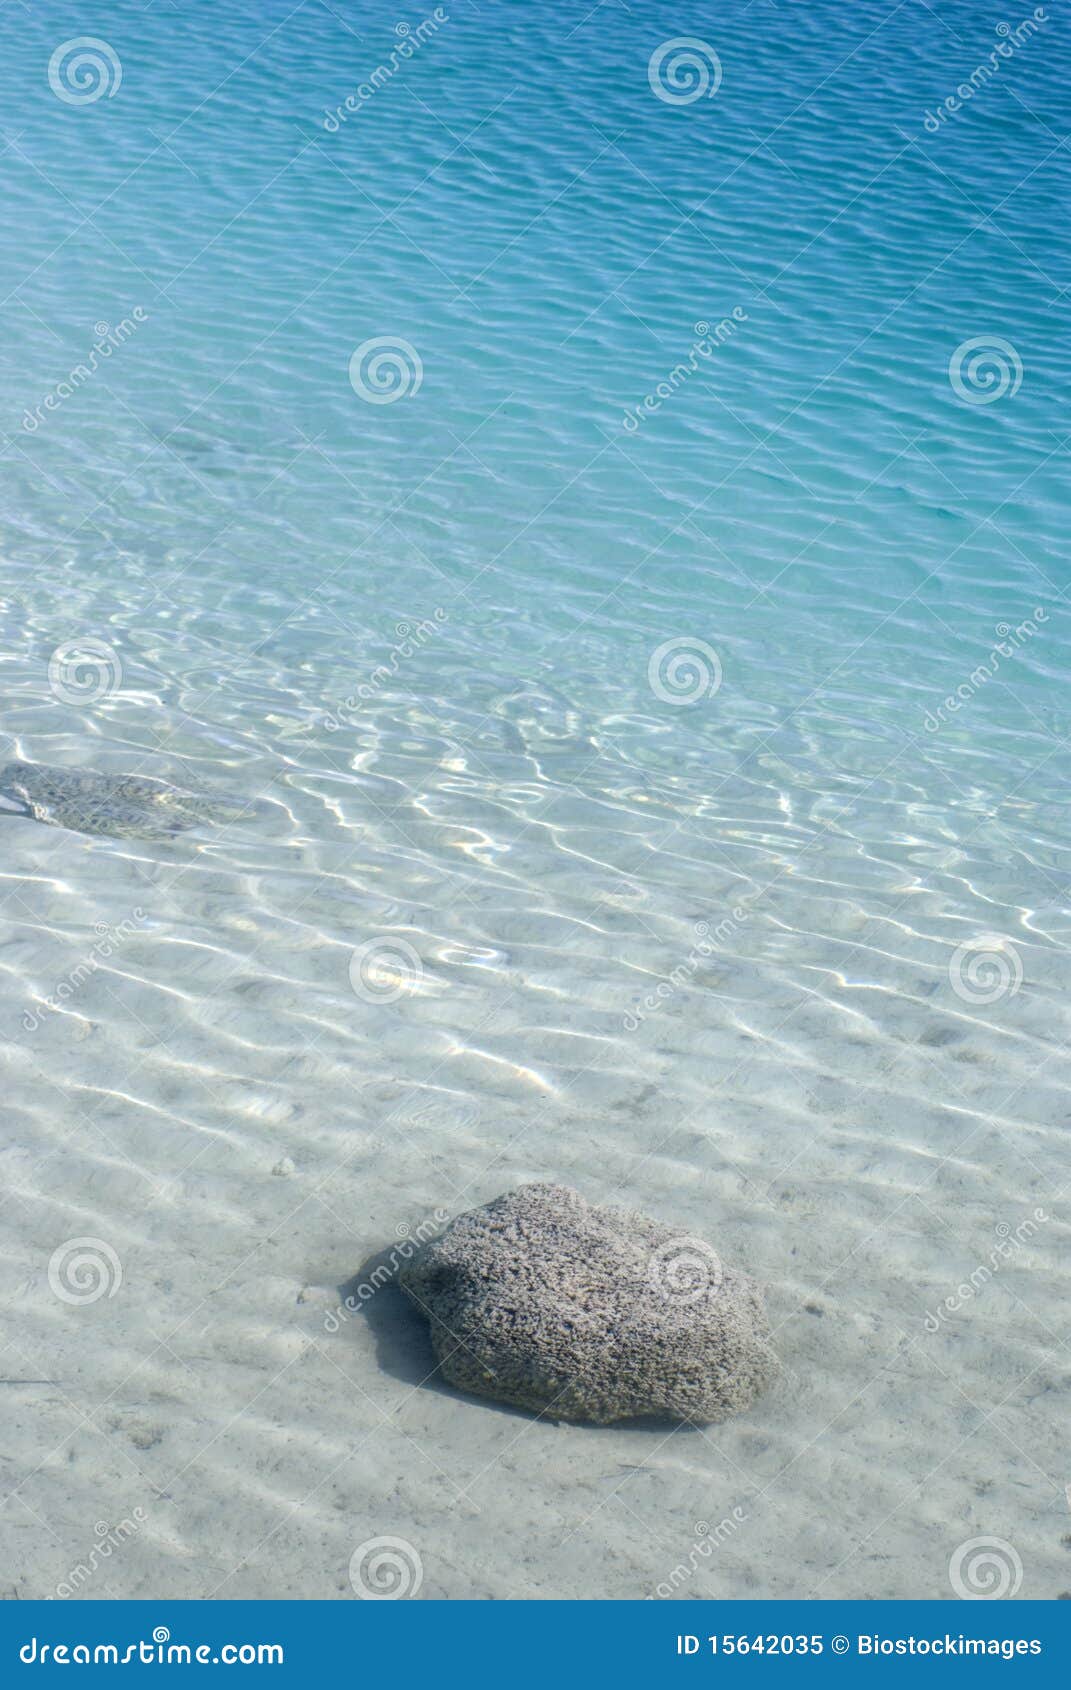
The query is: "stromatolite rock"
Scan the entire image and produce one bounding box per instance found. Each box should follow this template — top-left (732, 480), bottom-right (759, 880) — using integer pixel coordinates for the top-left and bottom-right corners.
top-left (398, 1183), bottom-right (777, 1425)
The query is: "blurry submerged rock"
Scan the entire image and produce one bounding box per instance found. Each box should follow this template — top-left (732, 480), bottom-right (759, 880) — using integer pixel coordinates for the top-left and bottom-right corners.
top-left (0, 761), bottom-right (247, 839)
top-left (399, 1183), bottom-right (777, 1425)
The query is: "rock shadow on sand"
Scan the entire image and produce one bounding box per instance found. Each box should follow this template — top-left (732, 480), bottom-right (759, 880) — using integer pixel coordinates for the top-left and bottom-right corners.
top-left (339, 1248), bottom-right (440, 1390)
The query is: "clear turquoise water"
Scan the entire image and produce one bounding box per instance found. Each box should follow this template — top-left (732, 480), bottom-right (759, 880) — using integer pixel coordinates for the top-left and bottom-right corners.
top-left (1, 0), bottom-right (1069, 1600)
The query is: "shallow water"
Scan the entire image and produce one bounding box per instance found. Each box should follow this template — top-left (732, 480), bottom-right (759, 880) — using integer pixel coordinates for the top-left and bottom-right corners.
top-left (1, 0), bottom-right (1069, 1601)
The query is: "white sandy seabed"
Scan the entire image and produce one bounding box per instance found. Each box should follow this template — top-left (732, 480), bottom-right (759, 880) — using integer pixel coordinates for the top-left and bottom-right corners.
top-left (1, 652), bottom-right (1070, 1603)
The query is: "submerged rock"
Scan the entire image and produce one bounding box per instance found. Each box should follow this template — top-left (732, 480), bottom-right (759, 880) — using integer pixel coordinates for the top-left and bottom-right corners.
top-left (0, 761), bottom-right (247, 839)
top-left (399, 1183), bottom-right (777, 1425)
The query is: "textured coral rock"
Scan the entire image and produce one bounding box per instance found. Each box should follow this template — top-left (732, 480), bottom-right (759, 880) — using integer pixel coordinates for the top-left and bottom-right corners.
top-left (398, 1183), bottom-right (777, 1425)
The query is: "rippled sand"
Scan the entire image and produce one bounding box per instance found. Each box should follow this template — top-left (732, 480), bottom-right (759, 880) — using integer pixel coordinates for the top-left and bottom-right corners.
top-left (1, 0), bottom-right (1070, 1602)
